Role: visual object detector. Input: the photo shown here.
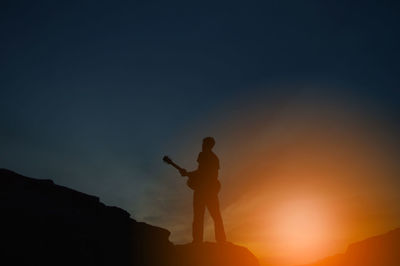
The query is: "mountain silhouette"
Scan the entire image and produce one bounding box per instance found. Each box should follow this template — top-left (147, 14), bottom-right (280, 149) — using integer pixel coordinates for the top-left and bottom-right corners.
top-left (301, 228), bottom-right (400, 266)
top-left (0, 169), bottom-right (259, 266)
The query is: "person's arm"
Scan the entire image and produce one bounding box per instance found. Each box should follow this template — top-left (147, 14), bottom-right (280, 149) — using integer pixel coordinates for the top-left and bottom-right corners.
top-left (181, 152), bottom-right (202, 177)
top-left (179, 168), bottom-right (188, 176)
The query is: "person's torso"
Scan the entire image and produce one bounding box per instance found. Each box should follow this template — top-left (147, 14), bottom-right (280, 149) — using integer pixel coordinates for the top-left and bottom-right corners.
top-left (197, 151), bottom-right (219, 180)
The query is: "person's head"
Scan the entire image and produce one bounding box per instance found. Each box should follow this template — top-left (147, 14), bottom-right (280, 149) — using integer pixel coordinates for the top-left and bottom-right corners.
top-left (202, 137), bottom-right (216, 151)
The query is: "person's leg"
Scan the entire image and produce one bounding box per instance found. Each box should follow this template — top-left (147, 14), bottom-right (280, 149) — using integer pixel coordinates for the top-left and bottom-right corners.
top-left (206, 193), bottom-right (226, 242)
top-left (192, 191), bottom-right (206, 243)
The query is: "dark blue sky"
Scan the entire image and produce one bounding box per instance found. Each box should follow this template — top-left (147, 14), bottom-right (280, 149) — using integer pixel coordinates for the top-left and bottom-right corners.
top-left (1, 0), bottom-right (400, 251)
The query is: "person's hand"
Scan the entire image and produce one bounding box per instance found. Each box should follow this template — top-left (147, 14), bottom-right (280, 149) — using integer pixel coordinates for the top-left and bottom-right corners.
top-left (179, 169), bottom-right (188, 176)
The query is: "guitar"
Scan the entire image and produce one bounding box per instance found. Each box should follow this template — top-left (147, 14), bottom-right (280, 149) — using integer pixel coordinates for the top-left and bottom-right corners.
top-left (162, 156), bottom-right (198, 190)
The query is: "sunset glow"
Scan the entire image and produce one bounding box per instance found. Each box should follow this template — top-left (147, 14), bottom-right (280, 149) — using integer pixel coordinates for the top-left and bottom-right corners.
top-left (271, 199), bottom-right (333, 261)
top-left (171, 89), bottom-right (400, 265)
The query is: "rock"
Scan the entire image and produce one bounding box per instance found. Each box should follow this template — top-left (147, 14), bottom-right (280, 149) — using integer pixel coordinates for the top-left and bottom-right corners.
top-left (172, 242), bottom-right (260, 266)
top-left (344, 228), bottom-right (400, 266)
top-left (302, 228), bottom-right (400, 266)
top-left (0, 169), bottom-right (259, 266)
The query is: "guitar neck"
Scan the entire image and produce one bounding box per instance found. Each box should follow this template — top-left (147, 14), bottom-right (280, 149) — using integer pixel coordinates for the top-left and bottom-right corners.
top-left (169, 161), bottom-right (184, 172)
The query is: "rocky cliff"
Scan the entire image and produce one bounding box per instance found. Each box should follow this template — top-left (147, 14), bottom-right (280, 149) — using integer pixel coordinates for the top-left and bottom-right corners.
top-left (302, 228), bottom-right (400, 266)
top-left (0, 169), bottom-right (259, 266)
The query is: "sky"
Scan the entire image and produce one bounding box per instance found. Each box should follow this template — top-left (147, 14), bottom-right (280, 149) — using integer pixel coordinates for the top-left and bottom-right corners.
top-left (1, 1), bottom-right (400, 265)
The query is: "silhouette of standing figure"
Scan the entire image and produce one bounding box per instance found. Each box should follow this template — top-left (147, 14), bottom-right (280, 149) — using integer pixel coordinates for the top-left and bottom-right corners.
top-left (180, 137), bottom-right (226, 243)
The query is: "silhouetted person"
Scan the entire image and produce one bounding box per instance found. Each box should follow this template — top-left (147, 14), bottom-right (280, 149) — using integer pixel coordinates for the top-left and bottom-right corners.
top-left (180, 137), bottom-right (226, 243)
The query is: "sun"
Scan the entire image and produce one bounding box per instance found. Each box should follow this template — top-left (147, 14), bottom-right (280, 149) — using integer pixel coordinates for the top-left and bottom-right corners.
top-left (270, 198), bottom-right (335, 264)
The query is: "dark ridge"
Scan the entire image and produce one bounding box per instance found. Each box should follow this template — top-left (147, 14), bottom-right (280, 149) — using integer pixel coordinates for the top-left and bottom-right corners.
top-left (301, 228), bottom-right (400, 266)
top-left (0, 168), bottom-right (259, 266)
top-left (174, 242), bottom-right (260, 266)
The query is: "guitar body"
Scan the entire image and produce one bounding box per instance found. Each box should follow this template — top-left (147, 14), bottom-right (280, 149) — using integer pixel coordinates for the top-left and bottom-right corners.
top-left (186, 175), bottom-right (197, 190)
top-left (186, 171), bottom-right (201, 191)
top-left (163, 156), bottom-right (221, 193)
top-left (186, 170), bottom-right (221, 193)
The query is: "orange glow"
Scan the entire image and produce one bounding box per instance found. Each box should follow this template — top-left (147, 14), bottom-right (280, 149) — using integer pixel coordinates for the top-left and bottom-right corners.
top-left (172, 88), bottom-right (400, 265)
top-left (269, 198), bottom-right (337, 264)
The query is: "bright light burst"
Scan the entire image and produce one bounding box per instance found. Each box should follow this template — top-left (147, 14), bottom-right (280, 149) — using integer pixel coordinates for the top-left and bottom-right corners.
top-left (270, 198), bottom-right (336, 264)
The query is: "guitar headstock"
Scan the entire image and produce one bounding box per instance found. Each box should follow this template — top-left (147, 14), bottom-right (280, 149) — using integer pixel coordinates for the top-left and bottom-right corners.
top-left (162, 155), bottom-right (173, 165)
